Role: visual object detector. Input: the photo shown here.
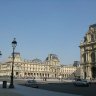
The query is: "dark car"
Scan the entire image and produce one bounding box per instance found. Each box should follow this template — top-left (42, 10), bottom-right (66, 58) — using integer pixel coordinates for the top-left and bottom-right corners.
top-left (25, 80), bottom-right (38, 88)
top-left (73, 79), bottom-right (89, 87)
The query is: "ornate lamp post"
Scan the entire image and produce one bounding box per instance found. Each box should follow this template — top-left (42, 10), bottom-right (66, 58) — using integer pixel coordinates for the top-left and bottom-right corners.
top-left (9, 38), bottom-right (17, 88)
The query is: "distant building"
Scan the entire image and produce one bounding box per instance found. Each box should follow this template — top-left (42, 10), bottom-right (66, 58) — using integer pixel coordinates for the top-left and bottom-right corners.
top-left (79, 24), bottom-right (96, 79)
top-left (0, 53), bottom-right (80, 79)
top-left (73, 61), bottom-right (80, 67)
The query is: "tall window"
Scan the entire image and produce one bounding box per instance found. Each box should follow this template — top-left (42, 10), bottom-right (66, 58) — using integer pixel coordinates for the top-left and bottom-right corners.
top-left (83, 53), bottom-right (86, 63)
top-left (91, 52), bottom-right (95, 63)
top-left (91, 67), bottom-right (96, 78)
top-left (91, 34), bottom-right (94, 42)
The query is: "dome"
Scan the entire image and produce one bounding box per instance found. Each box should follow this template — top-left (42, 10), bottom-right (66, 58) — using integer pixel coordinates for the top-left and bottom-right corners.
top-left (46, 54), bottom-right (59, 61)
top-left (32, 58), bottom-right (42, 64)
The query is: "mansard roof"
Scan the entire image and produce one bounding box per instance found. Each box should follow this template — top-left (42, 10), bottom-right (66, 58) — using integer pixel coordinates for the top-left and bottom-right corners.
top-left (89, 24), bottom-right (96, 28)
top-left (80, 24), bottom-right (96, 46)
top-left (32, 58), bottom-right (42, 64)
top-left (11, 52), bottom-right (20, 55)
top-left (46, 54), bottom-right (59, 61)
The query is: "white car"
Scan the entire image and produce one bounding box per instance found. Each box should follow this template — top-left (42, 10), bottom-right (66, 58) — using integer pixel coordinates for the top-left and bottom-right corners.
top-left (73, 79), bottom-right (89, 87)
top-left (25, 80), bottom-right (39, 88)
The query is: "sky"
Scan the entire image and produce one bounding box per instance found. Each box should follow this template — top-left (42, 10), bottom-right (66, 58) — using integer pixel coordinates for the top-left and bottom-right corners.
top-left (0, 0), bottom-right (96, 64)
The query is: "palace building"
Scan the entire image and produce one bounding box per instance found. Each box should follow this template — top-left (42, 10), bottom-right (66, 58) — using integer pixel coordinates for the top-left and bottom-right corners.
top-left (80, 24), bottom-right (96, 79)
top-left (0, 53), bottom-right (80, 79)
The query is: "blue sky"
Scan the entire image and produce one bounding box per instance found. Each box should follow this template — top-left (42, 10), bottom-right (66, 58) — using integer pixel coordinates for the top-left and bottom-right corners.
top-left (0, 0), bottom-right (96, 64)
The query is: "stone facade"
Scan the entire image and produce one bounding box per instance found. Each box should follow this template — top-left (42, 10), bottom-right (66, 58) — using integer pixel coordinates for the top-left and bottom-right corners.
top-left (0, 53), bottom-right (79, 79)
top-left (79, 24), bottom-right (96, 79)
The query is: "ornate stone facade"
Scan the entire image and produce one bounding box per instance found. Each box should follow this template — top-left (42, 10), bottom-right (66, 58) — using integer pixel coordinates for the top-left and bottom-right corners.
top-left (80, 24), bottom-right (96, 79)
top-left (0, 53), bottom-right (79, 79)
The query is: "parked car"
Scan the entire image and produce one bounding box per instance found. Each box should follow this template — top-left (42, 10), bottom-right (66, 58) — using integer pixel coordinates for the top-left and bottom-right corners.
top-left (73, 79), bottom-right (89, 87)
top-left (25, 80), bottom-right (39, 88)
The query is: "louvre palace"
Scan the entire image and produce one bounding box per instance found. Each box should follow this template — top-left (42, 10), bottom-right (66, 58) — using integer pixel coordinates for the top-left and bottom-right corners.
top-left (0, 53), bottom-right (80, 79)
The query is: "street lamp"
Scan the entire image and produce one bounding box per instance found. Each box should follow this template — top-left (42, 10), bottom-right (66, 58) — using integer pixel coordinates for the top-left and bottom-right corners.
top-left (9, 38), bottom-right (17, 88)
top-left (0, 51), bottom-right (2, 57)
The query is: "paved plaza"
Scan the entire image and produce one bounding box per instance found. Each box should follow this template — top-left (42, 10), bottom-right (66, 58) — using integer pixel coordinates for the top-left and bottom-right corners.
top-left (0, 81), bottom-right (81, 96)
top-left (0, 79), bottom-right (96, 96)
